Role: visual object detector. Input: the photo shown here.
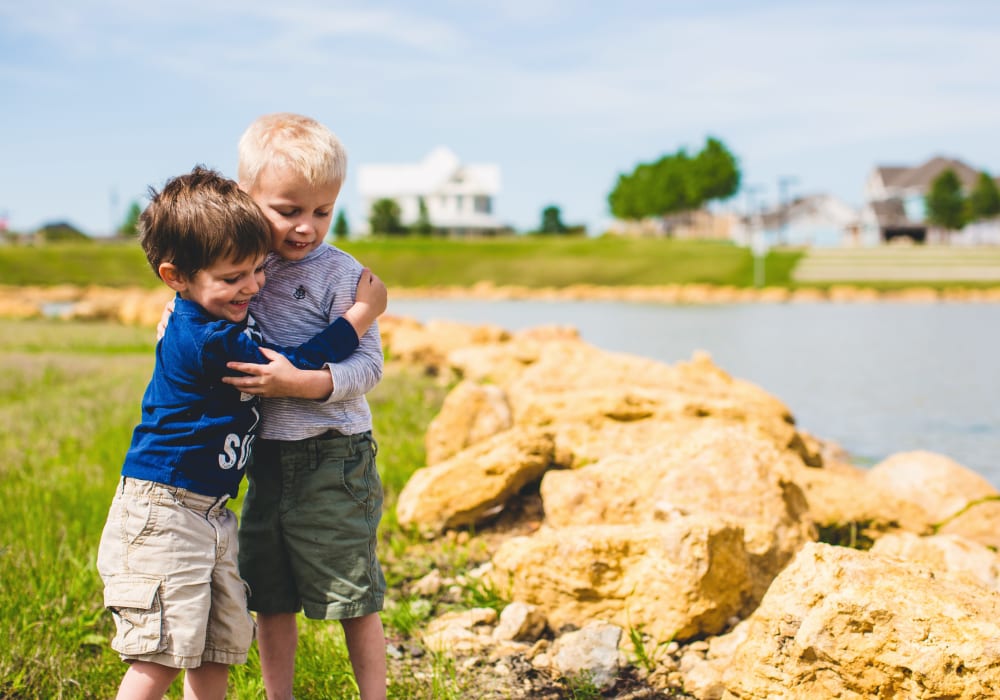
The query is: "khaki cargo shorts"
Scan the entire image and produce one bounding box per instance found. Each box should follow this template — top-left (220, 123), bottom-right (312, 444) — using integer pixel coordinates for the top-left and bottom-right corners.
top-left (239, 430), bottom-right (386, 620)
top-left (96, 477), bottom-right (255, 669)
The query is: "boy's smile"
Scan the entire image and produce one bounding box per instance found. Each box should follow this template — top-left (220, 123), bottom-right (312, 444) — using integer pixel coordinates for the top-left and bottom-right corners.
top-left (172, 255), bottom-right (267, 323)
top-left (248, 164), bottom-right (341, 261)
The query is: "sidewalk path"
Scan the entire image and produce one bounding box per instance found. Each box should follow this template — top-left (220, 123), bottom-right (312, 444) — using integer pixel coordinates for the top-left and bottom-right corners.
top-left (793, 247), bottom-right (1000, 282)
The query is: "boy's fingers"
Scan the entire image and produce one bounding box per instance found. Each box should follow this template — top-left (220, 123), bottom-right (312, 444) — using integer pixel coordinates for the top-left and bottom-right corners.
top-left (225, 362), bottom-right (263, 375)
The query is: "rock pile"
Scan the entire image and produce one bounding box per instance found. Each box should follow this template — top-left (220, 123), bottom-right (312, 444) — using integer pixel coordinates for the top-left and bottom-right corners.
top-left (383, 315), bottom-right (1000, 699)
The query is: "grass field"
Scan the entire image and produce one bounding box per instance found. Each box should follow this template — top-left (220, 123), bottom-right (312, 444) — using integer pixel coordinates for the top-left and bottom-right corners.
top-left (0, 318), bottom-right (523, 699)
top-left (0, 237), bottom-right (802, 289)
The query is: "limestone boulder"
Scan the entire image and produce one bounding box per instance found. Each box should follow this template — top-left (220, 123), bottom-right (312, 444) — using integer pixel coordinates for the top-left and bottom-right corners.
top-left (424, 380), bottom-right (513, 465)
top-left (866, 450), bottom-right (998, 523)
top-left (549, 621), bottom-right (623, 691)
top-left (938, 498), bottom-right (1000, 550)
top-left (539, 424), bottom-right (815, 602)
top-left (382, 317), bottom-right (510, 371)
top-left (505, 349), bottom-right (815, 467)
top-left (790, 459), bottom-right (932, 539)
top-left (716, 542), bottom-right (1000, 700)
top-left (116, 287), bottom-right (173, 326)
top-left (421, 607), bottom-right (498, 654)
top-left (447, 336), bottom-right (593, 387)
top-left (395, 428), bottom-right (555, 532)
top-left (489, 517), bottom-right (754, 642)
top-left (448, 339), bottom-right (817, 468)
top-left (492, 602), bottom-right (547, 642)
top-left (870, 532), bottom-right (1000, 593)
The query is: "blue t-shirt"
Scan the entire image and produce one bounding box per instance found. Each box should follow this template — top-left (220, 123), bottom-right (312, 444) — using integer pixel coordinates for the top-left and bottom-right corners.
top-left (121, 296), bottom-right (358, 497)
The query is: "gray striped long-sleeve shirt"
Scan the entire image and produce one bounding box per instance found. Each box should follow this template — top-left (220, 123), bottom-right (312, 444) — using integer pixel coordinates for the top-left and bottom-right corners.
top-left (249, 244), bottom-right (383, 440)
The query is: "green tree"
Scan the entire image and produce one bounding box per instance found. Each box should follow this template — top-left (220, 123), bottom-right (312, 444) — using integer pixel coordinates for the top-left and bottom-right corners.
top-left (965, 171), bottom-right (1000, 221)
top-left (332, 209), bottom-right (349, 240)
top-left (540, 205), bottom-right (567, 234)
top-left (690, 137), bottom-right (741, 202)
top-left (118, 201), bottom-right (142, 237)
top-left (608, 137), bottom-right (740, 220)
top-left (925, 169), bottom-right (966, 230)
top-left (369, 198), bottom-right (405, 235)
top-left (411, 197), bottom-right (433, 236)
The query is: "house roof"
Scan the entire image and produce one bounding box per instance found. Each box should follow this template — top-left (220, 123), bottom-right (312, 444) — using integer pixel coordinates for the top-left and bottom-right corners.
top-left (875, 156), bottom-right (982, 192)
top-left (874, 166), bottom-right (909, 187)
top-left (358, 147), bottom-right (500, 197)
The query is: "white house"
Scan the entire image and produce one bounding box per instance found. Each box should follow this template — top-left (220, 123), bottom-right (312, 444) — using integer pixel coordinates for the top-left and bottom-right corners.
top-left (357, 147), bottom-right (504, 235)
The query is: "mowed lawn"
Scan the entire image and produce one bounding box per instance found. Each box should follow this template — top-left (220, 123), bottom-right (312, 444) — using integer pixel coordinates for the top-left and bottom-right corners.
top-left (0, 237), bottom-right (802, 289)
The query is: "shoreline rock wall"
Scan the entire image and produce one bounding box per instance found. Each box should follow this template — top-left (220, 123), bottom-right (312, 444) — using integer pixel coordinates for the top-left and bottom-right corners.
top-left (385, 315), bottom-right (1000, 699)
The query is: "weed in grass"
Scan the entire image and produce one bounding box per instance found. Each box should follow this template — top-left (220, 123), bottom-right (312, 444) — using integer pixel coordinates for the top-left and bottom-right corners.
top-left (562, 670), bottom-right (603, 700)
top-left (816, 521), bottom-right (876, 550)
top-left (627, 623), bottom-right (674, 675)
top-left (383, 596), bottom-right (435, 638)
top-left (460, 575), bottom-right (509, 614)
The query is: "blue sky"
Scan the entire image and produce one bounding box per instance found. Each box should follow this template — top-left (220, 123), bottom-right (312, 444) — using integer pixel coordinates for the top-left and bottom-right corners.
top-left (2, 0), bottom-right (999, 236)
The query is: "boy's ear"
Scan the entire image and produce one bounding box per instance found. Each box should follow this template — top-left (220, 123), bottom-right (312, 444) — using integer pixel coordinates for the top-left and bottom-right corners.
top-left (159, 263), bottom-right (187, 292)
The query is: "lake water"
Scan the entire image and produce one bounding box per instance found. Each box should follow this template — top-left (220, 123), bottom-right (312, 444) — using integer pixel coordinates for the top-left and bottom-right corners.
top-left (388, 298), bottom-right (1000, 488)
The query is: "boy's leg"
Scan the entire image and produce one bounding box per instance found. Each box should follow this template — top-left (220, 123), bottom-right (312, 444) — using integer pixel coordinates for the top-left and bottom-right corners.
top-left (116, 661), bottom-right (179, 700)
top-left (257, 612), bottom-right (299, 700)
top-left (341, 613), bottom-right (387, 700)
top-left (182, 662), bottom-right (229, 700)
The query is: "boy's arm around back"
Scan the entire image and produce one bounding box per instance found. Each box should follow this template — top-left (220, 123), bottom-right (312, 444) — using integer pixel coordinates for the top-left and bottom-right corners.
top-left (213, 316), bottom-right (359, 371)
top-left (322, 317), bottom-right (383, 403)
top-left (320, 262), bottom-right (386, 403)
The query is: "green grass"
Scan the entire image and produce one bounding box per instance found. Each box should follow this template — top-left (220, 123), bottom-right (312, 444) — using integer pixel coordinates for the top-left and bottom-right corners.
top-left (0, 240), bottom-right (154, 287)
top-left (341, 236), bottom-right (801, 288)
top-left (0, 318), bottom-right (474, 699)
top-left (0, 237), bottom-right (804, 289)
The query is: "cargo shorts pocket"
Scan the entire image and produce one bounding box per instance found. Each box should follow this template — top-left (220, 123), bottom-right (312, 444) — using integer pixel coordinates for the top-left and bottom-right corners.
top-left (104, 574), bottom-right (165, 655)
top-left (339, 441), bottom-right (380, 508)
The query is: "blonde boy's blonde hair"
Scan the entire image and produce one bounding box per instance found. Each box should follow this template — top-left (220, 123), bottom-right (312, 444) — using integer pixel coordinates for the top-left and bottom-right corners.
top-left (238, 112), bottom-right (347, 190)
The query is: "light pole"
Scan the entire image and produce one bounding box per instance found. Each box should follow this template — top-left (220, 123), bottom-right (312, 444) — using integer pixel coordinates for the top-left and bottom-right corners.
top-left (744, 185), bottom-right (766, 287)
top-left (777, 176), bottom-right (799, 245)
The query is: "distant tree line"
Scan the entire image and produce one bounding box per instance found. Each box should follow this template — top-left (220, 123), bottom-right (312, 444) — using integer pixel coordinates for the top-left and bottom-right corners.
top-left (925, 169), bottom-right (1000, 231)
top-left (368, 198), bottom-right (422, 236)
top-left (607, 137), bottom-right (741, 220)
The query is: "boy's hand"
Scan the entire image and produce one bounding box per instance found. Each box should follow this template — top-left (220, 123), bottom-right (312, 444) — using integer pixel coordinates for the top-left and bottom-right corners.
top-left (343, 267), bottom-right (387, 339)
top-left (156, 299), bottom-right (175, 340)
top-left (224, 347), bottom-right (334, 399)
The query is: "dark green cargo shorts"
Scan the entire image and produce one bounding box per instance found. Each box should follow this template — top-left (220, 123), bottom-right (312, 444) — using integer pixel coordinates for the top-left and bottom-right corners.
top-left (238, 430), bottom-right (386, 620)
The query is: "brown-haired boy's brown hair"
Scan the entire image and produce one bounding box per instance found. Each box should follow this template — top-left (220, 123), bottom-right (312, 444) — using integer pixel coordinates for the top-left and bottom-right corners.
top-left (139, 166), bottom-right (272, 280)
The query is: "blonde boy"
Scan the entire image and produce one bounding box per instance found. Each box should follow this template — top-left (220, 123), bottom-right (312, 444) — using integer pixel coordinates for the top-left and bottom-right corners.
top-left (221, 113), bottom-right (388, 700)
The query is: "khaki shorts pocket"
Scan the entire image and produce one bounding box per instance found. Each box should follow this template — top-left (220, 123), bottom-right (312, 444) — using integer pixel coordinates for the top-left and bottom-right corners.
top-left (104, 574), bottom-right (165, 656)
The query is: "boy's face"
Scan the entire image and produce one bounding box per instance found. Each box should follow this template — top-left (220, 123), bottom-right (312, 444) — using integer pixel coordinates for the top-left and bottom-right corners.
top-left (173, 254), bottom-right (266, 323)
top-left (247, 164), bottom-right (341, 261)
